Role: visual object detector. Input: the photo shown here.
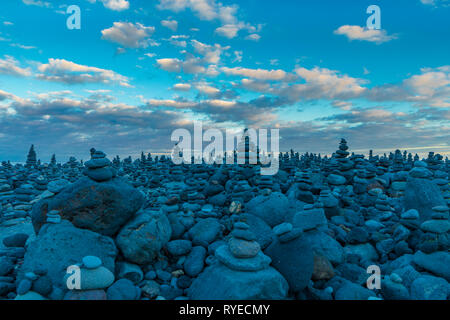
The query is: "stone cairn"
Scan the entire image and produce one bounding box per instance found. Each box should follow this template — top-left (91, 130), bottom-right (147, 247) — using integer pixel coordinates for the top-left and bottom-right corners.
top-left (0, 140), bottom-right (448, 301)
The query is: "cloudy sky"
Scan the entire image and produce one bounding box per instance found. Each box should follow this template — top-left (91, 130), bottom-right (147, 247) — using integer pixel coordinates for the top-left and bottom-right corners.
top-left (0, 0), bottom-right (449, 162)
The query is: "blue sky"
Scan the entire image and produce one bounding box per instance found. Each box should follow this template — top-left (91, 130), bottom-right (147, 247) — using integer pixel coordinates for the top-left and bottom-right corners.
top-left (0, 0), bottom-right (449, 162)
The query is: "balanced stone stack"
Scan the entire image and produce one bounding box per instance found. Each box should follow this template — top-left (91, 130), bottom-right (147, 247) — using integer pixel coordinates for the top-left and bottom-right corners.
top-left (265, 223), bottom-right (314, 294)
top-left (63, 255), bottom-right (115, 300)
top-left (334, 139), bottom-right (353, 183)
top-left (25, 145), bottom-right (37, 169)
top-left (34, 175), bottom-right (48, 192)
top-left (319, 188), bottom-right (339, 219)
top-left (295, 170), bottom-right (314, 204)
top-left (418, 205), bottom-right (449, 253)
top-left (188, 222), bottom-right (288, 299)
top-left (84, 150), bottom-right (115, 182)
top-left (1, 140), bottom-right (449, 301)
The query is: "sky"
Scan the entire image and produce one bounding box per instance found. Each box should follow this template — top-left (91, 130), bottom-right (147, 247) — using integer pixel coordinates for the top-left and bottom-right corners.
top-left (0, 0), bottom-right (449, 162)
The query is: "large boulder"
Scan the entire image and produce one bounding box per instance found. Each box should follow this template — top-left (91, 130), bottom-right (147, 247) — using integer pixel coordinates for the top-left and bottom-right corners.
top-left (188, 218), bottom-right (222, 247)
top-left (264, 235), bottom-right (314, 292)
top-left (115, 211), bottom-right (172, 265)
top-left (411, 275), bottom-right (449, 300)
top-left (238, 214), bottom-right (274, 249)
top-left (31, 177), bottom-right (144, 236)
top-left (19, 220), bottom-right (117, 289)
top-left (404, 177), bottom-right (446, 222)
top-left (413, 251), bottom-right (450, 282)
top-left (303, 230), bottom-right (345, 266)
top-left (246, 192), bottom-right (290, 227)
top-left (187, 263), bottom-right (288, 300)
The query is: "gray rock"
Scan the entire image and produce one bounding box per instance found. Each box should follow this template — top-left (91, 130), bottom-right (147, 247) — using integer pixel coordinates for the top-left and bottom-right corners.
top-left (381, 278), bottom-right (410, 300)
top-left (117, 262), bottom-right (143, 284)
top-left (293, 209), bottom-right (327, 232)
top-left (215, 245), bottom-right (271, 272)
top-left (303, 230), bottom-right (344, 265)
top-left (246, 192), bottom-right (290, 227)
top-left (17, 279), bottom-right (32, 295)
top-left (32, 177), bottom-right (144, 236)
top-left (265, 236), bottom-right (314, 292)
top-left (411, 275), bottom-right (449, 300)
top-left (420, 220), bottom-right (450, 234)
top-left (404, 178), bottom-right (446, 222)
top-left (2, 233), bottom-right (29, 248)
top-left (0, 257), bottom-right (14, 276)
top-left (116, 211), bottom-right (172, 265)
top-left (334, 282), bottom-right (376, 300)
top-left (166, 240), bottom-right (192, 256)
top-left (18, 220), bottom-right (117, 290)
top-left (344, 243), bottom-right (379, 262)
top-left (413, 251), bottom-right (450, 281)
top-left (107, 279), bottom-right (139, 300)
top-left (188, 263), bottom-right (288, 300)
top-left (188, 218), bottom-right (221, 247)
top-left (184, 246), bottom-right (207, 277)
top-left (32, 275), bottom-right (53, 296)
top-left (238, 214), bottom-right (274, 249)
top-left (82, 256), bottom-right (102, 269)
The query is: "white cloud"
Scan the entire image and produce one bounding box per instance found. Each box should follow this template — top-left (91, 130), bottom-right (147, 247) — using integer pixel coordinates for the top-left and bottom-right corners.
top-left (87, 0), bottom-right (129, 11)
top-left (420, 0), bottom-right (449, 6)
top-left (157, 58), bottom-right (182, 72)
top-left (289, 66), bottom-right (367, 100)
top-left (191, 40), bottom-right (229, 64)
top-left (240, 79), bottom-right (272, 92)
top-left (245, 34), bottom-right (261, 41)
top-left (0, 90), bottom-right (14, 101)
top-left (173, 83), bottom-right (191, 91)
top-left (22, 0), bottom-right (51, 8)
top-left (195, 83), bottom-right (220, 96)
top-left (101, 22), bottom-right (155, 48)
top-left (10, 43), bottom-right (36, 50)
top-left (161, 19), bottom-right (178, 31)
top-left (157, 0), bottom-right (261, 39)
top-left (214, 24), bottom-right (241, 38)
top-left (221, 66), bottom-right (292, 81)
top-left (3, 21), bottom-right (14, 26)
top-left (0, 55), bottom-right (32, 77)
top-left (37, 58), bottom-right (131, 87)
top-left (367, 66), bottom-right (450, 108)
top-left (334, 25), bottom-right (397, 44)
top-left (146, 99), bottom-right (197, 109)
top-left (233, 51), bottom-right (243, 63)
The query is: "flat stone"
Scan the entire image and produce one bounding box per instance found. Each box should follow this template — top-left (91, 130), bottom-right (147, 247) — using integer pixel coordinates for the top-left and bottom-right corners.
top-left (273, 223), bottom-right (293, 236)
top-left (228, 237), bottom-right (260, 258)
top-left (231, 229), bottom-right (257, 241)
top-left (77, 266), bottom-right (115, 290)
top-left (420, 220), bottom-right (450, 234)
top-left (401, 209), bottom-right (419, 220)
top-left (166, 240), bottom-right (192, 256)
top-left (411, 275), bottom-right (449, 300)
top-left (82, 256), bottom-right (102, 269)
top-left (327, 174), bottom-right (346, 186)
top-left (413, 251), bottom-right (450, 282)
top-left (15, 291), bottom-right (47, 300)
top-left (47, 179), bottom-right (69, 194)
top-left (215, 245), bottom-right (271, 272)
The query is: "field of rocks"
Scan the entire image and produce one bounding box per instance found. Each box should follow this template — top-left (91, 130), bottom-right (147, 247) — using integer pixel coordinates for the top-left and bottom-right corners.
top-left (0, 139), bottom-right (449, 300)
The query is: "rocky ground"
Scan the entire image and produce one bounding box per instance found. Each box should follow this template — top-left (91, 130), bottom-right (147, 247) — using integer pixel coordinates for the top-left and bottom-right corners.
top-left (0, 140), bottom-right (449, 300)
